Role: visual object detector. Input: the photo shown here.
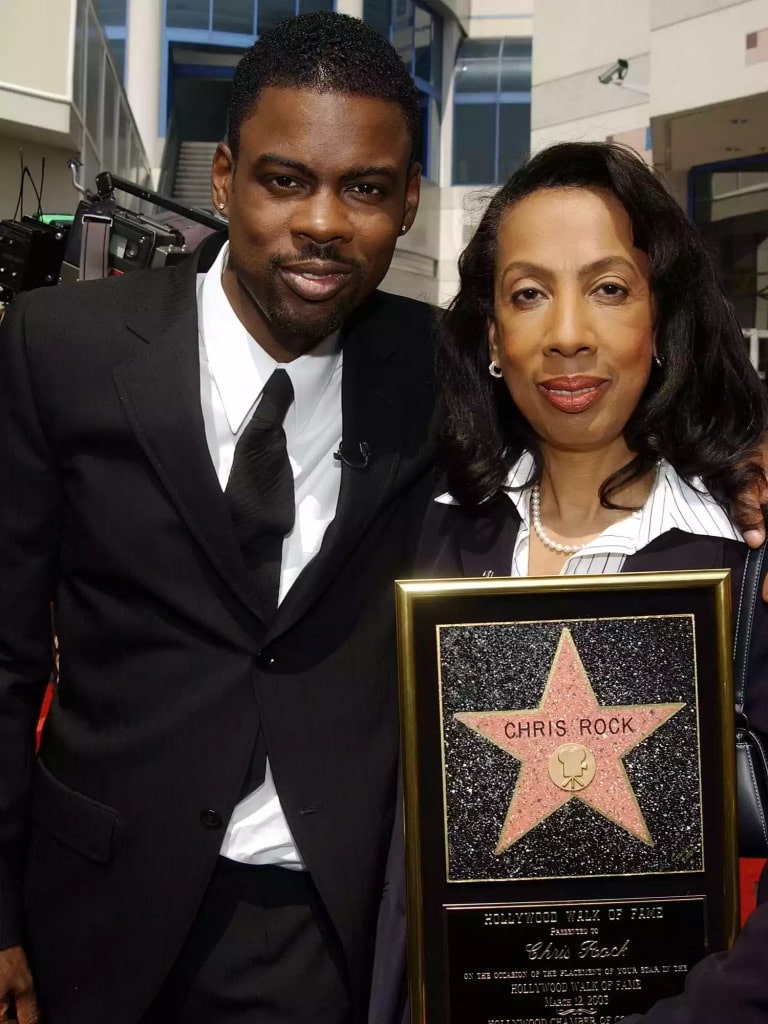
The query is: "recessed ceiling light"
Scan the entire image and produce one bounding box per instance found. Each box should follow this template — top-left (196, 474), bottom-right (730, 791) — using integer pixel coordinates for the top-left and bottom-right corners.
top-left (730, 118), bottom-right (748, 125)
top-left (725, 146), bottom-right (742, 152)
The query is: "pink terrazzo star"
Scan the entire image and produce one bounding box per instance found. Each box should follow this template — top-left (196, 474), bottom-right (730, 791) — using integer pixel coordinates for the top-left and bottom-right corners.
top-left (455, 628), bottom-right (685, 854)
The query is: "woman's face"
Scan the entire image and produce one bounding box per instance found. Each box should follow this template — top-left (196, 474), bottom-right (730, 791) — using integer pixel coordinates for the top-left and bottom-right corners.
top-left (488, 187), bottom-right (654, 458)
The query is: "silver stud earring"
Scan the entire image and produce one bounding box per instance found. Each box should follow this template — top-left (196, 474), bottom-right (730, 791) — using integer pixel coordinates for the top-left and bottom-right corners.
top-left (400, 224), bottom-right (407, 234)
top-left (654, 353), bottom-right (662, 367)
top-left (218, 202), bottom-right (225, 210)
top-left (489, 361), bottom-right (503, 379)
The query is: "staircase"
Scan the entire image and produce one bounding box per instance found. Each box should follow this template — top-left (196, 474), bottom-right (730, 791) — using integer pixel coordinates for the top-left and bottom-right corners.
top-left (172, 141), bottom-right (219, 212)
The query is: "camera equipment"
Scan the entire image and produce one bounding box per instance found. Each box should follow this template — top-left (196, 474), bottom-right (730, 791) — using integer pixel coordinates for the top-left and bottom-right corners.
top-left (60, 170), bottom-right (225, 284)
top-left (1, 162), bottom-right (226, 312)
top-left (0, 215), bottom-right (69, 303)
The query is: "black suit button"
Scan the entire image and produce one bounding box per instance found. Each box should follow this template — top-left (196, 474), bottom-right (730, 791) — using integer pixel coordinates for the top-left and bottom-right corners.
top-left (200, 809), bottom-right (223, 830)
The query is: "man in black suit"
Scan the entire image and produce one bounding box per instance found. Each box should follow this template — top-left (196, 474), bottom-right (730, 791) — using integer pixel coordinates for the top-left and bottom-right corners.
top-left (0, 13), bottom-right (434, 1023)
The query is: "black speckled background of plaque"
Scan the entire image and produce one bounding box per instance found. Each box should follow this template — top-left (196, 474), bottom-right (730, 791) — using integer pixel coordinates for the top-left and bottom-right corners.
top-left (438, 616), bottom-right (702, 882)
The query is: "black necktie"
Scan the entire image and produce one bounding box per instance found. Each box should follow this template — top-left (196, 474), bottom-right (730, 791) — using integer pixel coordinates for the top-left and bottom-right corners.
top-left (225, 368), bottom-right (295, 616)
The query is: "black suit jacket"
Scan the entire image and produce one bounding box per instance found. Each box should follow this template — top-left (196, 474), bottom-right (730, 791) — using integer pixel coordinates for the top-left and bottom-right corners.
top-left (369, 493), bottom-right (768, 1024)
top-left (0, 248), bottom-right (437, 1023)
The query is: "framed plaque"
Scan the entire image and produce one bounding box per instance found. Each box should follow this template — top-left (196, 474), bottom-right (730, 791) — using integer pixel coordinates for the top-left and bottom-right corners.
top-left (395, 571), bottom-right (738, 1024)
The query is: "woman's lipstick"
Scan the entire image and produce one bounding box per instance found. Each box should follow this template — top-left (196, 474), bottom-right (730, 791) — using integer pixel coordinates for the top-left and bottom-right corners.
top-left (538, 376), bottom-right (609, 413)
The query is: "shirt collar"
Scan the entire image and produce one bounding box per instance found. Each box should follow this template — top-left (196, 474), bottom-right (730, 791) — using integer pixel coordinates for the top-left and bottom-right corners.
top-left (200, 242), bottom-right (341, 436)
top-left (500, 451), bottom-right (740, 557)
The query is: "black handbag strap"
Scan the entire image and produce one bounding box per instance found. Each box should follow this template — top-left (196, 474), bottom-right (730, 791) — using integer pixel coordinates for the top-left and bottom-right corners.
top-left (734, 542), bottom-right (768, 716)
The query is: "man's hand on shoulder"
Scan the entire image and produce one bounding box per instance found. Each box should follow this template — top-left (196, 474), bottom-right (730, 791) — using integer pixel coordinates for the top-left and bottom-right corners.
top-left (0, 946), bottom-right (40, 1023)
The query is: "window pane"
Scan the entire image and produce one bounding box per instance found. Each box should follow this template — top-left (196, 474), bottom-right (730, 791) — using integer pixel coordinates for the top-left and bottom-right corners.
top-left (167, 0), bottom-right (211, 30)
top-left (430, 10), bottom-right (442, 90)
top-left (453, 102), bottom-right (496, 185)
top-left (102, 63), bottom-right (118, 171)
top-left (73, 0), bottom-right (86, 116)
top-left (106, 37), bottom-right (125, 83)
top-left (363, 0), bottom-right (390, 40)
top-left (414, 4), bottom-right (432, 83)
top-left (391, 0), bottom-right (414, 71)
top-left (93, 0), bottom-right (127, 25)
top-left (424, 95), bottom-right (440, 182)
top-left (85, 10), bottom-right (104, 150)
top-left (498, 101), bottom-right (530, 180)
top-left (299, 0), bottom-right (333, 14)
top-left (212, 0), bottom-right (255, 33)
top-left (257, 0), bottom-right (296, 35)
top-left (117, 99), bottom-right (132, 179)
top-left (499, 39), bottom-right (531, 92)
top-left (455, 40), bottom-right (501, 94)
top-left (414, 89), bottom-right (429, 176)
top-left (459, 38), bottom-right (502, 60)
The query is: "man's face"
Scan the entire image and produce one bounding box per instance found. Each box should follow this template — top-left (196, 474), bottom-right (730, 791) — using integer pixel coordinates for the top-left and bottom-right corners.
top-left (212, 87), bottom-right (421, 357)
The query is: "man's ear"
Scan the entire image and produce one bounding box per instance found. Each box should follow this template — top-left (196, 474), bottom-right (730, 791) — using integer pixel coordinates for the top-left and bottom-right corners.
top-left (211, 142), bottom-right (234, 215)
top-left (401, 162), bottom-right (422, 233)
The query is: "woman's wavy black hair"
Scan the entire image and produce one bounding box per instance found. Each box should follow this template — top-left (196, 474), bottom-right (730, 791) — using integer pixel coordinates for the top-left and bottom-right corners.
top-left (438, 141), bottom-right (768, 518)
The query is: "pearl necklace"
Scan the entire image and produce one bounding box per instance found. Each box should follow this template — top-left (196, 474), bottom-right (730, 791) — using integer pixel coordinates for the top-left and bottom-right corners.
top-left (530, 484), bottom-right (586, 555)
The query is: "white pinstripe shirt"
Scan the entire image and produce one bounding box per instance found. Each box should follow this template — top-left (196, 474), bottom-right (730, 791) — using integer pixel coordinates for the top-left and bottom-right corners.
top-left (503, 452), bottom-right (742, 577)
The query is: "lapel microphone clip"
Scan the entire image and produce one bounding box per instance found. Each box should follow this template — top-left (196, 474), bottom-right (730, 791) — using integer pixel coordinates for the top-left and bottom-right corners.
top-left (334, 442), bottom-right (371, 470)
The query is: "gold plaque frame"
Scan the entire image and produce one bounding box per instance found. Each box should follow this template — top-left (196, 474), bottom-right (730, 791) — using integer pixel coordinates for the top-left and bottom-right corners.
top-left (396, 571), bottom-right (738, 1024)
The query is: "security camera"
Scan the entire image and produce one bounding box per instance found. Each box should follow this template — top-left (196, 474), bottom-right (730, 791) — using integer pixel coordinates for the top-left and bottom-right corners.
top-left (598, 59), bottom-right (629, 85)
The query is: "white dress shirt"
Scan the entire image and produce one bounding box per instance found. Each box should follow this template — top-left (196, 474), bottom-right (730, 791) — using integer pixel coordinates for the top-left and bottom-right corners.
top-left (197, 242), bottom-right (343, 868)
top-left (501, 451), bottom-right (742, 577)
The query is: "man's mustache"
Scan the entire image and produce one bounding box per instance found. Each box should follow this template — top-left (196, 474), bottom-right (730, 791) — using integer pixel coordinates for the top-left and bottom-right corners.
top-left (269, 243), bottom-right (363, 273)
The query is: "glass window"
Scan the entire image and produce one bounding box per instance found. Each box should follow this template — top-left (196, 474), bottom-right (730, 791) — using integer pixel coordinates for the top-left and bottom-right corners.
top-left (93, 0), bottom-right (127, 26)
top-left (257, 0), bottom-right (297, 35)
top-left (102, 64), bottom-right (118, 171)
top-left (117, 99), bottom-right (132, 180)
top-left (429, 9), bottom-right (442, 91)
top-left (167, 0), bottom-right (211, 30)
top-left (453, 37), bottom-right (531, 184)
top-left (106, 37), bottom-right (125, 83)
top-left (212, 0), bottom-right (255, 33)
top-left (499, 39), bottom-right (531, 92)
top-left (299, 0), bottom-right (333, 14)
top-left (459, 38), bottom-right (502, 60)
top-left (691, 157), bottom-right (768, 332)
top-left (453, 103), bottom-right (496, 185)
top-left (392, 0), bottom-right (414, 70)
top-left (414, 5), bottom-right (432, 83)
top-left (498, 102), bottom-right (530, 179)
top-left (455, 48), bottom-right (502, 94)
top-left (73, 0), bottom-right (86, 117)
top-left (85, 10), bottom-right (104, 151)
top-left (363, 0), bottom-right (390, 40)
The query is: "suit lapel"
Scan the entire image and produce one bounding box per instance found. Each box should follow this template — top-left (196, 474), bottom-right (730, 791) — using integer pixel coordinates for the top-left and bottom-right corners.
top-left (454, 514), bottom-right (725, 579)
top-left (269, 295), bottom-right (410, 638)
top-left (623, 530), bottom-right (723, 573)
top-left (113, 252), bottom-right (262, 620)
top-left (456, 497), bottom-right (521, 579)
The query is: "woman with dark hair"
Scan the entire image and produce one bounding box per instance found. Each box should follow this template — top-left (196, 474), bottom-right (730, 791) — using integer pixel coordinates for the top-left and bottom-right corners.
top-left (430, 141), bottom-right (768, 569)
top-left (414, 140), bottom-right (768, 1024)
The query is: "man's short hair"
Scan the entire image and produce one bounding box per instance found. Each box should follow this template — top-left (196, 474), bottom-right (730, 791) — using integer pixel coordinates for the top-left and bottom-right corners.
top-left (227, 12), bottom-right (422, 162)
